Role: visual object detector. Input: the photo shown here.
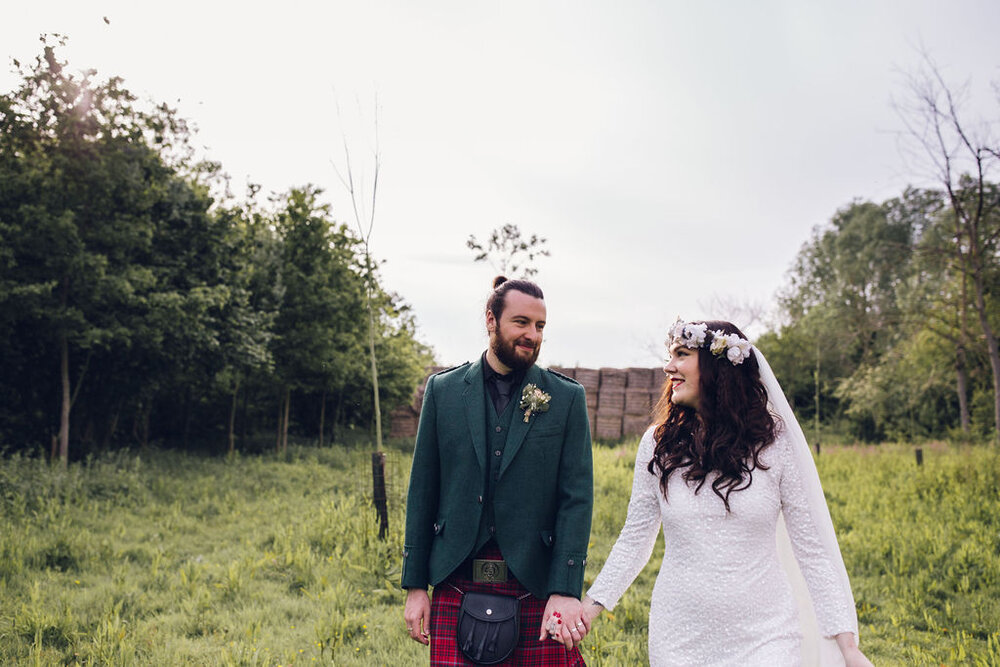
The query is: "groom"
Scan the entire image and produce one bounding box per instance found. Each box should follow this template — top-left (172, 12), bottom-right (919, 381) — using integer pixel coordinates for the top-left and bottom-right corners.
top-left (402, 276), bottom-right (594, 664)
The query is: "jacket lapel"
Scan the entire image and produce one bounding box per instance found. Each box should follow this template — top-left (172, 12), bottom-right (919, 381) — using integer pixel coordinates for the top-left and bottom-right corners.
top-left (462, 357), bottom-right (487, 473)
top-left (498, 364), bottom-right (545, 478)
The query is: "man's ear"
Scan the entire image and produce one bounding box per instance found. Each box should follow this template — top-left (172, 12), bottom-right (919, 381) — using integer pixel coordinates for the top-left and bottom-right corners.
top-left (486, 309), bottom-right (497, 333)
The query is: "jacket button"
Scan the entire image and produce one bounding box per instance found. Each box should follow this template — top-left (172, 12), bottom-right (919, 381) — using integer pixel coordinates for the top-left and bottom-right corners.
top-left (495, 426), bottom-right (502, 432)
top-left (489, 525), bottom-right (496, 535)
top-left (433, 523), bottom-right (439, 532)
top-left (477, 495), bottom-right (483, 504)
top-left (494, 449), bottom-right (502, 457)
top-left (567, 559), bottom-right (575, 566)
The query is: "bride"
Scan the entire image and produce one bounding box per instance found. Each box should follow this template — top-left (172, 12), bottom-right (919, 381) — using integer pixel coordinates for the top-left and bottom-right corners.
top-left (583, 320), bottom-right (873, 666)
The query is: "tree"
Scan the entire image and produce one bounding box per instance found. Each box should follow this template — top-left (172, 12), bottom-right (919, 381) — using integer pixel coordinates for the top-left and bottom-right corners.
top-left (0, 42), bottom-right (434, 458)
top-left (765, 199), bottom-right (919, 439)
top-left (270, 187), bottom-right (366, 452)
top-left (0, 38), bottom-right (208, 464)
top-left (331, 98), bottom-right (392, 538)
top-left (897, 57), bottom-right (1000, 439)
top-left (895, 188), bottom-right (972, 432)
top-left (209, 194), bottom-right (276, 454)
top-left (467, 223), bottom-right (550, 278)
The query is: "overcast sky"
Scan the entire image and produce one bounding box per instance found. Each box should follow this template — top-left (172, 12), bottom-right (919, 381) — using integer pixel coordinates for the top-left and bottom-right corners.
top-left (3, 1), bottom-right (998, 368)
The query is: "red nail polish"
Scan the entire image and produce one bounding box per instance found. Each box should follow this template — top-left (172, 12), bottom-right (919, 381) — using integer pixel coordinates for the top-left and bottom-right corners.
top-left (557, 619), bottom-right (562, 624)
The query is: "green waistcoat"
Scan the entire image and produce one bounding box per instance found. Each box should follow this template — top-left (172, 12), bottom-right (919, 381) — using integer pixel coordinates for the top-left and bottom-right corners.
top-left (474, 386), bottom-right (517, 554)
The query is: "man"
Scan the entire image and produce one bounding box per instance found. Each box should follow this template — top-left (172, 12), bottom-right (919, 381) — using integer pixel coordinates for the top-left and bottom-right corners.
top-left (402, 276), bottom-right (594, 665)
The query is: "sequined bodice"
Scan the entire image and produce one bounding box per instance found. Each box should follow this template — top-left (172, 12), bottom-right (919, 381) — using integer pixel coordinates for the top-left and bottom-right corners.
top-left (587, 428), bottom-right (856, 666)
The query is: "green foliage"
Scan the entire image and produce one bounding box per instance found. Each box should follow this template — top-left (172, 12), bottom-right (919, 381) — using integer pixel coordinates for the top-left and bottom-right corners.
top-left (0, 41), bottom-right (433, 456)
top-left (834, 329), bottom-right (961, 441)
top-left (2, 440), bottom-right (998, 665)
top-left (271, 187), bottom-right (366, 392)
top-left (765, 185), bottom-right (1000, 441)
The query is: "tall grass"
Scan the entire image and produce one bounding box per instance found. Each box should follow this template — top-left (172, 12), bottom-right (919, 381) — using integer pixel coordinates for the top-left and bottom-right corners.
top-left (1, 440), bottom-right (997, 665)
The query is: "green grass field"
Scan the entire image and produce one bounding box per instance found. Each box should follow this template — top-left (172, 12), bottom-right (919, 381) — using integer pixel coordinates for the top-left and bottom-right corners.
top-left (1, 439), bottom-right (998, 665)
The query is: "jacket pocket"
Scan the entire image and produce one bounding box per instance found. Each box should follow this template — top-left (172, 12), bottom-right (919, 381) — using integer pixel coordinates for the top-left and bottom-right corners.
top-left (529, 425), bottom-right (562, 438)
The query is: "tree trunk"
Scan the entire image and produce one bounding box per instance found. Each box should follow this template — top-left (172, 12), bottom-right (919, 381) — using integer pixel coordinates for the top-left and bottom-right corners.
top-left (955, 346), bottom-right (971, 432)
top-left (182, 388), bottom-right (191, 449)
top-left (106, 407), bottom-right (120, 447)
top-left (318, 390), bottom-right (327, 447)
top-left (276, 398), bottom-right (282, 453)
top-left (971, 275), bottom-right (1000, 441)
top-left (813, 337), bottom-right (821, 451)
top-left (282, 388), bottom-right (291, 452)
top-left (332, 392), bottom-right (343, 446)
top-left (240, 383), bottom-right (249, 451)
top-left (228, 375), bottom-right (240, 455)
top-left (366, 287), bottom-right (383, 450)
top-left (59, 331), bottom-right (70, 468)
top-left (371, 451), bottom-right (389, 540)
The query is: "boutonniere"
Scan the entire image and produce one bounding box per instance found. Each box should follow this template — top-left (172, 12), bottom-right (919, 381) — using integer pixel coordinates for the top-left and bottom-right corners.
top-left (519, 383), bottom-right (551, 423)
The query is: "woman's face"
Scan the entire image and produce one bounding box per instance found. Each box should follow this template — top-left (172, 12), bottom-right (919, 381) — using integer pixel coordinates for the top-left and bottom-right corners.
top-left (665, 343), bottom-right (701, 411)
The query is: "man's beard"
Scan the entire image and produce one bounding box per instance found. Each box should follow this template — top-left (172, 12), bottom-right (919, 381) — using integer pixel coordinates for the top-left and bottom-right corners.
top-left (492, 330), bottom-right (540, 371)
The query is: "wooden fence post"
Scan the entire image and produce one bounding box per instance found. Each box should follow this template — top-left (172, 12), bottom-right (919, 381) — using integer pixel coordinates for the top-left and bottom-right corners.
top-left (372, 451), bottom-right (389, 540)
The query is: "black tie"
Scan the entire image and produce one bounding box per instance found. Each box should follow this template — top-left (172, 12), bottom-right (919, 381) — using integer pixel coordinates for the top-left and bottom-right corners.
top-left (495, 375), bottom-right (515, 414)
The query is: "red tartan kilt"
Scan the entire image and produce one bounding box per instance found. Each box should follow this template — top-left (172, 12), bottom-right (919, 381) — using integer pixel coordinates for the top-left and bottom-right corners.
top-left (429, 546), bottom-right (586, 666)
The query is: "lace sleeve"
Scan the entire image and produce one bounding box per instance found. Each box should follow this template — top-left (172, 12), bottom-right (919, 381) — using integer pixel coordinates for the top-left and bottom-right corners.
top-left (586, 427), bottom-right (662, 610)
top-left (776, 433), bottom-right (858, 639)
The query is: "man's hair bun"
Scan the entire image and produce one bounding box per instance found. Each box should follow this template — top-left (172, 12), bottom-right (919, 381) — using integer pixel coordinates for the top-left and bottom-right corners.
top-left (492, 275), bottom-right (508, 290)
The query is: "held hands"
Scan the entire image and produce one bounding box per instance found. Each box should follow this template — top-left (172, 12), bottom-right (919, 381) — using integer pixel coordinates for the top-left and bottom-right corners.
top-left (539, 594), bottom-right (591, 649)
top-left (403, 588), bottom-right (431, 645)
top-left (835, 632), bottom-right (874, 667)
top-left (582, 595), bottom-right (604, 623)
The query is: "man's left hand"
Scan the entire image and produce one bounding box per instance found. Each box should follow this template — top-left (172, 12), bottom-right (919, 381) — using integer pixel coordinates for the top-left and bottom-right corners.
top-left (538, 594), bottom-right (590, 649)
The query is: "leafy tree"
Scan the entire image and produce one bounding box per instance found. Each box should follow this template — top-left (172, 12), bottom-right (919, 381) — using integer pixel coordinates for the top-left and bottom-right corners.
top-left (467, 223), bottom-right (550, 278)
top-left (898, 57), bottom-right (1000, 439)
top-left (270, 187), bottom-right (367, 452)
top-left (0, 38), bottom-right (209, 463)
top-left (768, 200), bottom-right (917, 438)
top-left (834, 328), bottom-right (966, 440)
top-left (0, 41), bottom-right (433, 458)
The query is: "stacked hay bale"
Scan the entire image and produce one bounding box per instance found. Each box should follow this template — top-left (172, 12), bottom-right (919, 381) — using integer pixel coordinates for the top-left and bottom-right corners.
top-left (390, 365), bottom-right (666, 441)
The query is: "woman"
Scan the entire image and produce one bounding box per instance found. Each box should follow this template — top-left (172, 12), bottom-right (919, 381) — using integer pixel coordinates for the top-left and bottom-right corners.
top-left (583, 320), bottom-right (872, 666)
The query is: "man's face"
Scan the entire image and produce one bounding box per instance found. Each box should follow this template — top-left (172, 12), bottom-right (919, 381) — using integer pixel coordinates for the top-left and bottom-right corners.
top-left (487, 290), bottom-right (547, 372)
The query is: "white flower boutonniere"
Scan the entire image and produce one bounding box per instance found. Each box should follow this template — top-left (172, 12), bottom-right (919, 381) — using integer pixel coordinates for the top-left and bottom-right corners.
top-left (519, 383), bottom-right (551, 423)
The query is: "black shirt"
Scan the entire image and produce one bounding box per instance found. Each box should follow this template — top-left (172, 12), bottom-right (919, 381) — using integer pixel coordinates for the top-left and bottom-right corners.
top-left (482, 352), bottom-right (527, 415)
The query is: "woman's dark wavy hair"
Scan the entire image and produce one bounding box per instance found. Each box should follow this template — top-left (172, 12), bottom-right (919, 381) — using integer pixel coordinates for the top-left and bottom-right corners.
top-left (648, 321), bottom-right (779, 512)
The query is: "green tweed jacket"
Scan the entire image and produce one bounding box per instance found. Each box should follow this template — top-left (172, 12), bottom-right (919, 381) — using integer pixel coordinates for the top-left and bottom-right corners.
top-left (401, 356), bottom-right (594, 599)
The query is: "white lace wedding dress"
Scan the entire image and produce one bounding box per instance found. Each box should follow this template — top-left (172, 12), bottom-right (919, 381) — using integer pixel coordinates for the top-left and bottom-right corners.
top-left (587, 427), bottom-right (858, 666)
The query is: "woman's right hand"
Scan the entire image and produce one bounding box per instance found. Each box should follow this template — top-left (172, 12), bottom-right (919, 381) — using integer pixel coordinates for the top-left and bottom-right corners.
top-left (582, 595), bottom-right (604, 623)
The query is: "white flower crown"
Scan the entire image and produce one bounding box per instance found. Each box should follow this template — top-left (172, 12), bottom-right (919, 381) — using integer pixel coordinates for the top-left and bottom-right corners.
top-left (666, 319), bottom-right (752, 366)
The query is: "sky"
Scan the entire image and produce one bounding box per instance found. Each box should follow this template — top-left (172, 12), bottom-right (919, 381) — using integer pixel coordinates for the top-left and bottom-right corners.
top-left (2, 1), bottom-right (998, 369)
